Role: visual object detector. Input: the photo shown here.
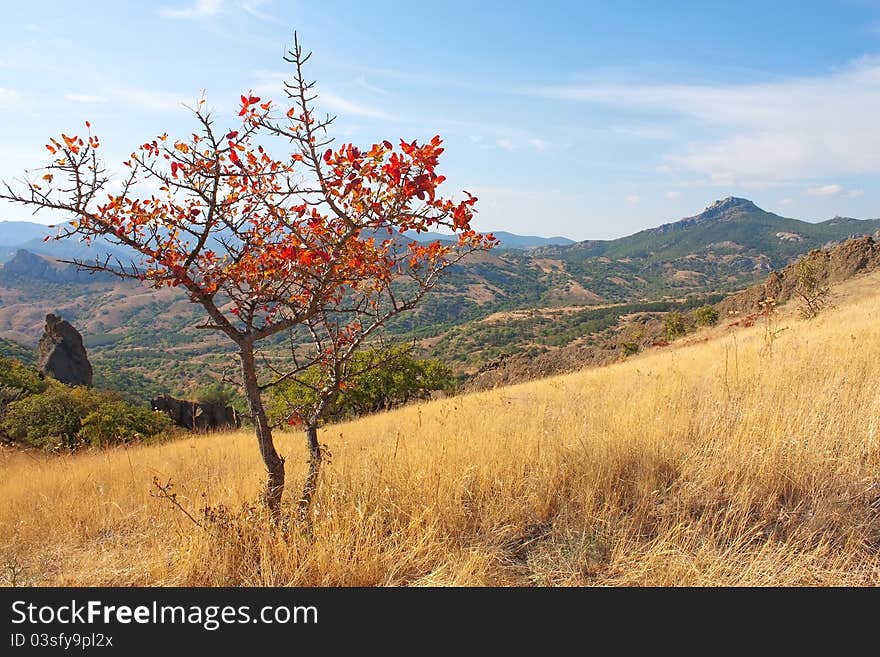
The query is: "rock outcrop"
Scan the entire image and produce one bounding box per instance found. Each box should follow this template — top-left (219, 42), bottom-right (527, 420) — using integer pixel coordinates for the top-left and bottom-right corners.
top-left (36, 314), bottom-right (93, 386)
top-left (150, 395), bottom-right (241, 432)
top-left (716, 235), bottom-right (880, 316)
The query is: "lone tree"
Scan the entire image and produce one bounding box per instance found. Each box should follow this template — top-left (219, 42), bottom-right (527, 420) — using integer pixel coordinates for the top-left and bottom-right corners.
top-left (0, 35), bottom-right (494, 521)
top-left (794, 256), bottom-right (829, 319)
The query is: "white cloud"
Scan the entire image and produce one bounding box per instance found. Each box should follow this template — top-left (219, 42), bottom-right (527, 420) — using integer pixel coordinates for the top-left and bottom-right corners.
top-left (239, 0), bottom-right (274, 21)
top-left (318, 91), bottom-right (395, 120)
top-left (496, 138), bottom-right (515, 151)
top-left (612, 125), bottom-right (674, 140)
top-left (0, 88), bottom-right (21, 108)
top-left (65, 93), bottom-right (107, 103)
top-left (527, 138), bottom-right (546, 151)
top-left (807, 184), bottom-right (843, 197)
top-left (160, 0), bottom-right (222, 19)
top-left (113, 87), bottom-right (189, 113)
top-left (779, 198), bottom-right (794, 205)
top-left (664, 190), bottom-right (681, 199)
top-left (626, 194), bottom-right (640, 204)
top-left (848, 188), bottom-right (865, 198)
top-left (539, 57), bottom-right (880, 182)
top-left (355, 75), bottom-right (390, 96)
top-left (250, 72), bottom-right (394, 120)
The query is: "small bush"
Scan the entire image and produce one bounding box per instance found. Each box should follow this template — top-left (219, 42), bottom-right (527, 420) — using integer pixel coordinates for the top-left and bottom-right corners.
top-left (2, 384), bottom-right (99, 449)
top-left (80, 400), bottom-right (171, 447)
top-left (664, 311), bottom-right (687, 341)
top-left (0, 356), bottom-right (47, 407)
top-left (269, 347), bottom-right (457, 424)
top-left (693, 305), bottom-right (720, 327)
top-left (2, 383), bottom-right (169, 450)
top-left (795, 258), bottom-right (830, 319)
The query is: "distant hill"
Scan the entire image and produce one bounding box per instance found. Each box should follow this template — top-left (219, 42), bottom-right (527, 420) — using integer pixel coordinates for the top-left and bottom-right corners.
top-left (1, 197), bottom-right (878, 400)
top-left (555, 197), bottom-right (880, 265)
top-left (0, 221), bottom-right (53, 247)
top-left (0, 221), bottom-right (132, 265)
top-left (404, 229), bottom-right (575, 249)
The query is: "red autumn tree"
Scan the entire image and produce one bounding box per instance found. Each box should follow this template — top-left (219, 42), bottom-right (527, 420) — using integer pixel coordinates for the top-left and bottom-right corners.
top-left (0, 35), bottom-right (494, 521)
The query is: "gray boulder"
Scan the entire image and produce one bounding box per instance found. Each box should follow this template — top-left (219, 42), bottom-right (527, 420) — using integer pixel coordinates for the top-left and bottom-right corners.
top-left (37, 314), bottom-right (93, 386)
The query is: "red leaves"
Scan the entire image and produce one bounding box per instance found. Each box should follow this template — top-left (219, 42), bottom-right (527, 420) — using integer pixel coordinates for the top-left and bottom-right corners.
top-left (238, 93), bottom-right (263, 117)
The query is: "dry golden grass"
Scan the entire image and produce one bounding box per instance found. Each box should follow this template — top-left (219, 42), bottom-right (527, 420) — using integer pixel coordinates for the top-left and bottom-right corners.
top-left (2, 272), bottom-right (880, 586)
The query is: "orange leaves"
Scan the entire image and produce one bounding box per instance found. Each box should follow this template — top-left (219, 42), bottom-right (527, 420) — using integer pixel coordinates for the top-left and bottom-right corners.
top-left (238, 93), bottom-right (264, 117)
top-left (174, 142), bottom-right (190, 154)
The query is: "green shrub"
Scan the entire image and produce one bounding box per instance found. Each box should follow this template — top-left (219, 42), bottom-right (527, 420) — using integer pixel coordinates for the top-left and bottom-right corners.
top-left (693, 305), bottom-right (720, 327)
top-left (664, 311), bottom-right (687, 340)
top-left (2, 383), bottom-right (169, 450)
top-left (269, 347), bottom-right (457, 424)
top-left (0, 356), bottom-right (47, 399)
top-left (80, 400), bottom-right (171, 446)
top-left (2, 384), bottom-right (99, 449)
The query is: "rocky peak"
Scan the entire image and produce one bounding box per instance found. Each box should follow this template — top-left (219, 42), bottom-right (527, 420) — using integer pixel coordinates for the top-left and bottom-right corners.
top-left (653, 197), bottom-right (762, 234)
top-left (694, 197), bottom-right (759, 221)
top-left (36, 313), bottom-right (93, 387)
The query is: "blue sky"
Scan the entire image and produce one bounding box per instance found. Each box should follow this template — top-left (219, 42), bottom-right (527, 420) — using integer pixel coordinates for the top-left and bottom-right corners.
top-left (1, 0), bottom-right (880, 239)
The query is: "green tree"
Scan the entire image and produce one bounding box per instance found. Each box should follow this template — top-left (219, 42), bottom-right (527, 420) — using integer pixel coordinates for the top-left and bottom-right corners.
top-left (693, 305), bottom-right (720, 327)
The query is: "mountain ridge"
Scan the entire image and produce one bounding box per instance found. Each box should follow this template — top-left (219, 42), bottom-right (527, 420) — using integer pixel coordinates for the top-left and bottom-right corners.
top-left (2, 197), bottom-right (879, 401)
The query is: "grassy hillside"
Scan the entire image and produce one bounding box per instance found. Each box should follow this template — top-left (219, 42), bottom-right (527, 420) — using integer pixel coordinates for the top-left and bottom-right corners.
top-left (2, 272), bottom-right (879, 586)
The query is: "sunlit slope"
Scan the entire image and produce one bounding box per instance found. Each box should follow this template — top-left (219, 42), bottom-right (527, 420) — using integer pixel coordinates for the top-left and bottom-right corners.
top-left (2, 271), bottom-right (879, 586)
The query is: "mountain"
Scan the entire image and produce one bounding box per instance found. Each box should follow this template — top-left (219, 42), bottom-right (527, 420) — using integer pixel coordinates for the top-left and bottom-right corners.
top-left (1, 197), bottom-right (878, 400)
top-left (0, 220), bottom-right (133, 265)
top-left (0, 221), bottom-right (53, 246)
top-left (403, 229), bottom-right (574, 249)
top-left (561, 197), bottom-right (880, 265)
top-left (0, 221), bottom-right (575, 262)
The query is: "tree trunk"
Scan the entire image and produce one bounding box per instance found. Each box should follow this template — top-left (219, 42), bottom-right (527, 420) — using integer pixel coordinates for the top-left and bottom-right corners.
top-left (239, 344), bottom-right (285, 520)
top-left (297, 424), bottom-right (322, 525)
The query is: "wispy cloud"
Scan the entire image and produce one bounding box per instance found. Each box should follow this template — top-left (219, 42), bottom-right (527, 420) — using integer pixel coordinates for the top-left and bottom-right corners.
top-left (807, 184), bottom-right (843, 197)
top-left (112, 87), bottom-right (190, 112)
top-left (160, 0), bottom-right (223, 19)
top-left (626, 194), bottom-right (640, 204)
top-left (847, 188), bottom-right (865, 198)
top-left (664, 190), bottom-right (681, 199)
top-left (0, 88), bottom-right (21, 108)
top-left (612, 125), bottom-right (674, 140)
top-left (251, 71), bottom-right (395, 120)
top-left (65, 93), bottom-right (107, 103)
top-left (318, 91), bottom-right (395, 120)
top-left (539, 57), bottom-right (880, 182)
top-left (527, 138), bottom-right (547, 151)
top-left (355, 75), bottom-right (390, 96)
top-left (239, 0), bottom-right (275, 21)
